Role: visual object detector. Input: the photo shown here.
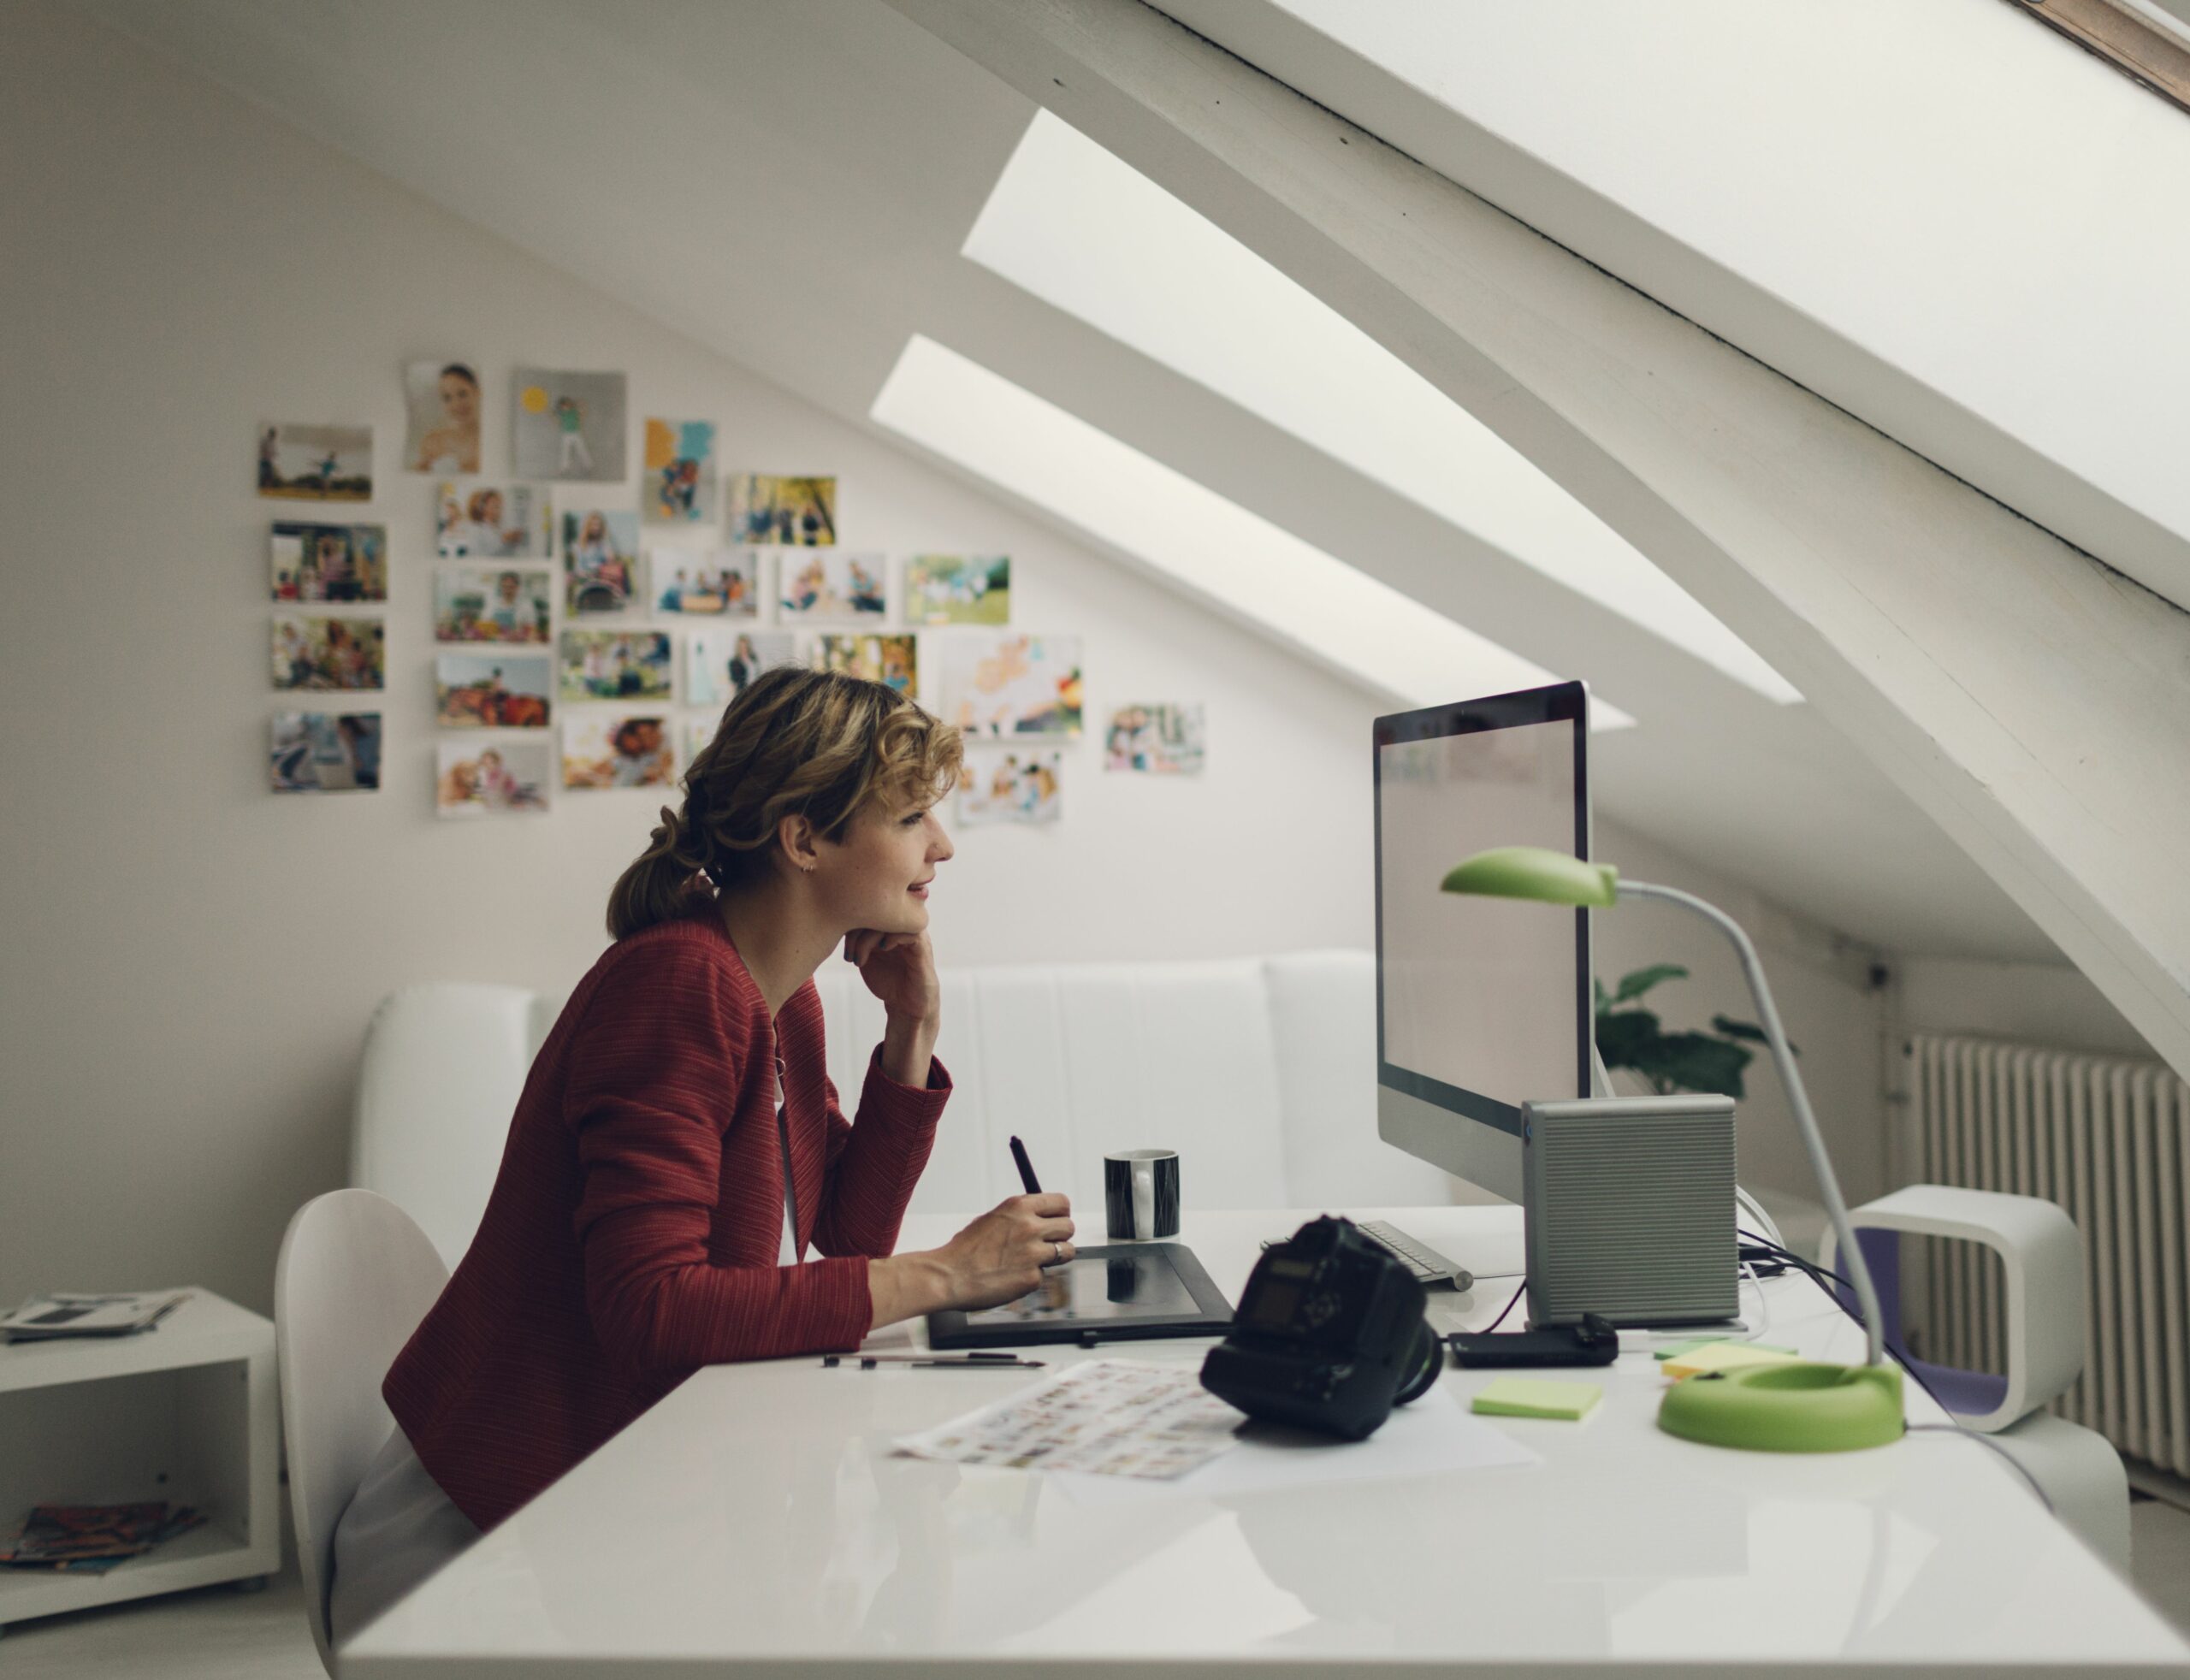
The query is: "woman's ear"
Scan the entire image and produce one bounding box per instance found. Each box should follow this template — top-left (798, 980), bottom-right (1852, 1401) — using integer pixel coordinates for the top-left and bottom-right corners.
top-left (777, 813), bottom-right (820, 876)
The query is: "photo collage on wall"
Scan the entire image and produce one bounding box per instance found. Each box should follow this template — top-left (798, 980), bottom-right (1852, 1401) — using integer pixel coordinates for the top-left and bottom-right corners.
top-left (256, 360), bottom-right (1206, 819)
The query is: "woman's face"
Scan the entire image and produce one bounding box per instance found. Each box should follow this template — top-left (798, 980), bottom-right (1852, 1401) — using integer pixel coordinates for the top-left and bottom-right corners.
top-left (814, 793), bottom-right (952, 936)
top-left (583, 513), bottom-right (605, 541)
top-left (477, 491), bottom-right (503, 524)
top-left (440, 371), bottom-right (479, 424)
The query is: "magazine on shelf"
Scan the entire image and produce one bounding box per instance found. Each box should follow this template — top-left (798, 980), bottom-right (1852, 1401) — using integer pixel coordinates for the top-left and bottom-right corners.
top-left (0, 1291), bottom-right (190, 1342)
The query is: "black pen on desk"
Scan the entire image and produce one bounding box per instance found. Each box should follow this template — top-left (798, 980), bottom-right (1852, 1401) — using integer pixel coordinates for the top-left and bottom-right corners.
top-left (1009, 1133), bottom-right (1042, 1195)
top-left (822, 1353), bottom-right (1045, 1369)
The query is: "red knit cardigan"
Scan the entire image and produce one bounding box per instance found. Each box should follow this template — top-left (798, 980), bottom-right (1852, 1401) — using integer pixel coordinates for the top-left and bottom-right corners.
top-left (382, 914), bottom-right (950, 1530)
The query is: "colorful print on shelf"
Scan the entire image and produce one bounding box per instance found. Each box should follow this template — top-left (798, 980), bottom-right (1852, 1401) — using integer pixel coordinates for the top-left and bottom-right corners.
top-left (435, 565), bottom-right (553, 644)
top-left (958, 749), bottom-right (1062, 826)
top-left (905, 555), bottom-right (1009, 626)
top-left (689, 628), bottom-right (797, 707)
top-left (435, 652), bottom-right (553, 729)
top-left (1104, 703), bottom-right (1204, 775)
top-left (270, 713), bottom-right (382, 793)
top-left (559, 506), bottom-right (642, 613)
top-left (654, 548), bottom-right (758, 617)
top-left (273, 615), bottom-right (386, 691)
top-left (563, 716), bottom-right (675, 790)
top-left (512, 368), bottom-right (628, 482)
top-left (778, 551), bottom-right (885, 621)
top-left (814, 632), bottom-right (917, 695)
top-left (437, 738), bottom-right (552, 817)
top-left (727, 474), bottom-right (836, 546)
top-left (642, 417), bottom-right (719, 524)
top-left (404, 360), bottom-right (482, 474)
top-left (436, 482), bottom-right (541, 558)
top-left (270, 523), bottom-right (387, 603)
top-left (930, 631), bottom-right (1082, 737)
top-left (559, 629), bottom-right (674, 704)
top-left (257, 423), bottom-right (371, 503)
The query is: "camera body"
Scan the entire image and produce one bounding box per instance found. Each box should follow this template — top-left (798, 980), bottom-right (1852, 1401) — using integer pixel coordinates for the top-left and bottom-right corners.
top-left (1199, 1215), bottom-right (1441, 1440)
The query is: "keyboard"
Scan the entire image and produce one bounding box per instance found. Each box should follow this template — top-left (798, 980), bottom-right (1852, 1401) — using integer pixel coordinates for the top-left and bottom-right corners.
top-left (1358, 1221), bottom-right (1472, 1290)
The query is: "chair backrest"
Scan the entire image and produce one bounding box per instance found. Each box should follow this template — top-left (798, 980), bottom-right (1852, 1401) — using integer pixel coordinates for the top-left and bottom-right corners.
top-left (352, 983), bottom-right (559, 1267)
top-left (275, 1189), bottom-right (449, 1676)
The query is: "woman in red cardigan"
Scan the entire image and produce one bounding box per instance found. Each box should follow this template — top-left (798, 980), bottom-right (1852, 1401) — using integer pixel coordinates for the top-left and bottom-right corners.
top-left (329, 667), bottom-right (1075, 1642)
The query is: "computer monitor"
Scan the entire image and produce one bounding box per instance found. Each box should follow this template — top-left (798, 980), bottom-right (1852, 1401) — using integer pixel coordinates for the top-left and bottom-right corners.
top-left (1374, 681), bottom-right (1593, 1201)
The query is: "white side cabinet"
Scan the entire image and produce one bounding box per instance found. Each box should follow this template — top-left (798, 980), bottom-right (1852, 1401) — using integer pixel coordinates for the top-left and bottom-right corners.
top-left (0, 1290), bottom-right (280, 1630)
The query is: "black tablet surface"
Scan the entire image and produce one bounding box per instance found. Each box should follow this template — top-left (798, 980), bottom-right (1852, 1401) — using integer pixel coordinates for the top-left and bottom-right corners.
top-left (925, 1243), bottom-right (1234, 1349)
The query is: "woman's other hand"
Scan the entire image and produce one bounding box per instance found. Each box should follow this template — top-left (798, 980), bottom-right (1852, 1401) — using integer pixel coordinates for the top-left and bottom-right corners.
top-left (867, 1193), bottom-right (1074, 1325)
top-left (849, 927), bottom-right (942, 1085)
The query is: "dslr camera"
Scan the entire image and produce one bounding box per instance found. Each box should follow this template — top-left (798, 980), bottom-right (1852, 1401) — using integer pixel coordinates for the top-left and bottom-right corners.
top-left (1199, 1215), bottom-right (1442, 1440)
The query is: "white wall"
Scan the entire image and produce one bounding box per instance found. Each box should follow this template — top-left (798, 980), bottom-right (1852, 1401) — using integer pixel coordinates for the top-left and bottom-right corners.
top-left (1896, 958), bottom-right (2155, 1061)
top-left (0, 3), bottom-right (1897, 1316)
top-left (0, 5), bottom-right (1386, 1314)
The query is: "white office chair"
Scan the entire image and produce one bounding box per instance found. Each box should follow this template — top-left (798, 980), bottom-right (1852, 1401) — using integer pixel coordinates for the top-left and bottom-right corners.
top-left (274, 1190), bottom-right (448, 1676)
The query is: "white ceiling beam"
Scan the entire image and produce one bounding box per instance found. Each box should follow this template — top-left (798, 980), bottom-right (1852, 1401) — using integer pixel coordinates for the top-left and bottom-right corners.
top-left (885, 0), bottom-right (2190, 1079)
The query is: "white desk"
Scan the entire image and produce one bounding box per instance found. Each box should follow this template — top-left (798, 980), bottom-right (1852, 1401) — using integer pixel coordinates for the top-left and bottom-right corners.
top-left (345, 1207), bottom-right (2190, 1677)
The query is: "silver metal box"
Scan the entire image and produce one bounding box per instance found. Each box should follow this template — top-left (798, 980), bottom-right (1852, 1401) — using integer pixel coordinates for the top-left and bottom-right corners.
top-left (1522, 1095), bottom-right (1738, 1327)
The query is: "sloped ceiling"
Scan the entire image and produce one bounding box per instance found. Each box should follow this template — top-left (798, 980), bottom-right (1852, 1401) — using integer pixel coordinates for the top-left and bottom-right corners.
top-left (77, 0), bottom-right (2059, 960)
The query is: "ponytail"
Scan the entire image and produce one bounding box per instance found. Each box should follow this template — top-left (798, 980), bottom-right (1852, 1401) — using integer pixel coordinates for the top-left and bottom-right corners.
top-left (604, 805), bottom-right (712, 941)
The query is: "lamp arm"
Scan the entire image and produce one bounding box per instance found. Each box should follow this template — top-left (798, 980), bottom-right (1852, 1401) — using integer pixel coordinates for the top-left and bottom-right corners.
top-left (1618, 880), bottom-right (1885, 1367)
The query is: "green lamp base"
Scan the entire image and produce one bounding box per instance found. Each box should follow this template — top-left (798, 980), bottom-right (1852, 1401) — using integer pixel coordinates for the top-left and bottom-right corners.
top-left (1658, 1361), bottom-right (1905, 1452)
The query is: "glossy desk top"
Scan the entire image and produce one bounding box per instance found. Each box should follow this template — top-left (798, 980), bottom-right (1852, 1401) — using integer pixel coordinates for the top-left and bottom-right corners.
top-left (346, 1207), bottom-right (2190, 1676)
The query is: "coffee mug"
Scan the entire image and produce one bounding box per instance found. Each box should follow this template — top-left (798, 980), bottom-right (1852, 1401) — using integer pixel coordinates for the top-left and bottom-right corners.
top-left (1104, 1149), bottom-right (1181, 1241)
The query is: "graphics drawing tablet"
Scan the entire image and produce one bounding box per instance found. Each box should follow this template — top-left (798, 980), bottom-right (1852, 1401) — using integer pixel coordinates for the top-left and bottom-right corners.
top-left (925, 1243), bottom-right (1233, 1349)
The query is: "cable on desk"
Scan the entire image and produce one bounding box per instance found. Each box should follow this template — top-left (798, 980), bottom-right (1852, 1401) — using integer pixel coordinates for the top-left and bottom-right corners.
top-left (1483, 1275), bottom-right (1527, 1333)
top-left (1733, 1228), bottom-right (2056, 1517)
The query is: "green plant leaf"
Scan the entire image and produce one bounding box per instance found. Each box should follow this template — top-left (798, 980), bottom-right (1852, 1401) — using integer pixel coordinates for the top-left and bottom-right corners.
top-left (1711, 1015), bottom-right (1798, 1056)
top-left (1594, 976), bottom-right (1610, 1015)
top-left (1594, 1009), bottom-right (1660, 1068)
top-left (1613, 963), bottom-right (1688, 1004)
top-left (1628, 1032), bottom-right (1751, 1100)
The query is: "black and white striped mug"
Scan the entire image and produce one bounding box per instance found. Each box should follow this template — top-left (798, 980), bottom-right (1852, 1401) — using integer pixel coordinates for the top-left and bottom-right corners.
top-left (1104, 1149), bottom-right (1181, 1241)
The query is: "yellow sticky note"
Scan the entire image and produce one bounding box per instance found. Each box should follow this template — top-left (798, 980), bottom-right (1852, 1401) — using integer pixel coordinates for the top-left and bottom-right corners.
top-left (1661, 1340), bottom-right (1802, 1381)
top-left (1472, 1377), bottom-right (1601, 1420)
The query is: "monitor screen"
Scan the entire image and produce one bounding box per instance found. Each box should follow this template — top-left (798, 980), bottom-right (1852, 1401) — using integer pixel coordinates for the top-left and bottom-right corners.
top-left (1375, 684), bottom-right (1589, 1136)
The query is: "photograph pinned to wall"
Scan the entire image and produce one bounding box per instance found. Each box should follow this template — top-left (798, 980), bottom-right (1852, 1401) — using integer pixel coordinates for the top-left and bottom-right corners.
top-left (564, 715), bottom-right (675, 790)
top-left (435, 565), bottom-right (552, 643)
top-left (727, 474), bottom-right (836, 546)
top-left (1104, 703), bottom-right (1205, 775)
top-left (642, 417), bottom-right (718, 524)
top-left (654, 548), bottom-right (758, 616)
top-left (559, 505), bottom-right (642, 613)
top-left (404, 361), bottom-right (482, 473)
top-left (958, 749), bottom-right (1062, 826)
top-left (436, 482), bottom-right (541, 557)
top-left (814, 632), bottom-right (916, 695)
top-left (689, 628), bottom-right (798, 707)
top-left (270, 713), bottom-right (382, 793)
top-left (559, 628), bottom-right (674, 702)
top-left (437, 737), bottom-right (552, 816)
top-left (270, 523), bottom-right (387, 603)
top-left (435, 651), bottom-right (553, 728)
top-left (684, 716), bottom-right (718, 768)
top-left (930, 631), bottom-right (1083, 737)
top-left (257, 423), bottom-right (372, 502)
top-left (778, 550), bottom-right (885, 621)
top-left (906, 555), bottom-right (1010, 625)
top-left (512, 367), bottom-right (626, 482)
top-left (273, 615), bottom-right (385, 691)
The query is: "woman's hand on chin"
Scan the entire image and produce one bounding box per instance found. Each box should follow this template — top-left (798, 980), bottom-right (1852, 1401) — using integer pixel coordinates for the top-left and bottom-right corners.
top-left (848, 927), bottom-right (942, 1082)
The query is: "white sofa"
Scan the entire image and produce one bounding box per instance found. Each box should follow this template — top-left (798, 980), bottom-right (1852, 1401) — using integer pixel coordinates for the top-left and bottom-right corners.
top-left (352, 949), bottom-right (1458, 1268)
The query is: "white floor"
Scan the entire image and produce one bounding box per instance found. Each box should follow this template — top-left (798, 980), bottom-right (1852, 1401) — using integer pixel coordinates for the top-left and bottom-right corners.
top-left (8, 1495), bottom-right (2190, 1676)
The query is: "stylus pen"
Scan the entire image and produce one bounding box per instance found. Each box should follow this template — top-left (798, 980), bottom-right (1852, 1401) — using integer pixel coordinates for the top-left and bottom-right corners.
top-left (821, 1354), bottom-right (1045, 1369)
top-left (1009, 1134), bottom-right (1042, 1195)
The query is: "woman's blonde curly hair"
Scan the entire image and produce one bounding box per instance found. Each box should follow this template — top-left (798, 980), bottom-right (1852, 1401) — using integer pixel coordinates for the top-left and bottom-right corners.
top-left (605, 665), bottom-right (962, 939)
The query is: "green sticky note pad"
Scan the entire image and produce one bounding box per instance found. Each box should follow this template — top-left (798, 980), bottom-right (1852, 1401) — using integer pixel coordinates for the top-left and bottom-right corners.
top-left (1472, 1377), bottom-right (1601, 1421)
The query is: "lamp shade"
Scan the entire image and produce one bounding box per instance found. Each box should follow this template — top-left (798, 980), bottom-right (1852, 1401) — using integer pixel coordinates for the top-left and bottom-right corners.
top-left (1439, 846), bottom-right (1619, 907)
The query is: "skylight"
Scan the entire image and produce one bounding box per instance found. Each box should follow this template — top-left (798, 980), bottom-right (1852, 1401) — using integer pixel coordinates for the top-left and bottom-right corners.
top-left (870, 334), bottom-right (1636, 729)
top-left (962, 111), bottom-right (1799, 705)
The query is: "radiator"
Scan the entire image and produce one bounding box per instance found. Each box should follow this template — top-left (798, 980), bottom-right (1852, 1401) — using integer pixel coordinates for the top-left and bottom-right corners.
top-left (1904, 1033), bottom-right (2189, 1475)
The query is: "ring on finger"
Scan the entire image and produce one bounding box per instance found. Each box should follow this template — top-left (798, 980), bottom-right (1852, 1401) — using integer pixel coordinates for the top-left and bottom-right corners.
top-left (1052, 1240), bottom-right (1064, 1265)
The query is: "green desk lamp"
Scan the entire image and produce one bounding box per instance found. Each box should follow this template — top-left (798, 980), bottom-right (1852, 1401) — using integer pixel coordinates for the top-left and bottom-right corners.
top-left (1439, 846), bottom-right (1903, 1452)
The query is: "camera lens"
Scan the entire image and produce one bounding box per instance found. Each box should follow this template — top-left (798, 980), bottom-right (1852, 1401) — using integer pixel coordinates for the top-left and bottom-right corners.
top-left (1393, 1319), bottom-right (1442, 1406)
